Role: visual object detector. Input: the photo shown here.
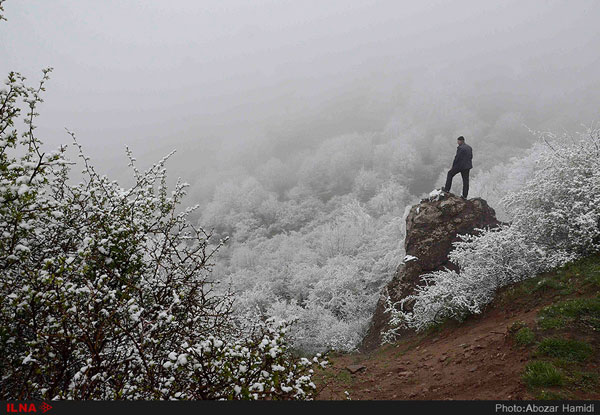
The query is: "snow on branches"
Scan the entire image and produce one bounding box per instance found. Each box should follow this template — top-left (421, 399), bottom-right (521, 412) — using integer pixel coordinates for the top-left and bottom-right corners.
top-left (0, 70), bottom-right (325, 400)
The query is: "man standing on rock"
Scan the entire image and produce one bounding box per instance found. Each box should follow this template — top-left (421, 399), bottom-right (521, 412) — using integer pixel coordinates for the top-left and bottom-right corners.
top-left (442, 136), bottom-right (472, 199)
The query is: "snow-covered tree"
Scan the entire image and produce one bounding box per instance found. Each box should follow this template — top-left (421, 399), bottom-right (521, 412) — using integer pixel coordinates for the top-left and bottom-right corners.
top-left (0, 68), bottom-right (325, 400)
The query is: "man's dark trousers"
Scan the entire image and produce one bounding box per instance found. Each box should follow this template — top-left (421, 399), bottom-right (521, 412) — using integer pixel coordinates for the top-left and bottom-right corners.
top-left (444, 168), bottom-right (470, 198)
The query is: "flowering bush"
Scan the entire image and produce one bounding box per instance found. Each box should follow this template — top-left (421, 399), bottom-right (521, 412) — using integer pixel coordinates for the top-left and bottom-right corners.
top-left (503, 129), bottom-right (600, 258)
top-left (0, 69), bottom-right (325, 399)
top-left (384, 128), bottom-right (600, 335)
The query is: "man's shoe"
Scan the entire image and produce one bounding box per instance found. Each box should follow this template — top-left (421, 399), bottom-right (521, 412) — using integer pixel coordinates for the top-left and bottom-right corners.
top-left (460, 195), bottom-right (467, 199)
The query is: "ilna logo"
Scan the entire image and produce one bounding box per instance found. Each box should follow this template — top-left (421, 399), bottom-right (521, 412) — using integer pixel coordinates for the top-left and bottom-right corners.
top-left (6, 403), bottom-right (52, 413)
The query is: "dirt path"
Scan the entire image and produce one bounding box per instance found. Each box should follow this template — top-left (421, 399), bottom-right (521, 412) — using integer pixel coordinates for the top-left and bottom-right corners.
top-left (317, 309), bottom-right (534, 399)
top-left (315, 280), bottom-right (599, 400)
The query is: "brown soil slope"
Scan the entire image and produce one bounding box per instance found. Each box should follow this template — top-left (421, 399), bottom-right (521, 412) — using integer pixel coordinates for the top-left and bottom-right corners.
top-left (316, 254), bottom-right (600, 400)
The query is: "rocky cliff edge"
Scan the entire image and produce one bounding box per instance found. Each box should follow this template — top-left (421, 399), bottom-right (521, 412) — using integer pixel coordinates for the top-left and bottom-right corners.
top-left (360, 190), bottom-right (501, 350)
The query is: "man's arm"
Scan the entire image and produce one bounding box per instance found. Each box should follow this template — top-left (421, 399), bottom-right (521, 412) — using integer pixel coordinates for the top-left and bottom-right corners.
top-left (452, 147), bottom-right (462, 168)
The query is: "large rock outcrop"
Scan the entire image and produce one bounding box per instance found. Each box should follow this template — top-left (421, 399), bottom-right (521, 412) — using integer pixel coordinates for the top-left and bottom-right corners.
top-left (360, 191), bottom-right (501, 351)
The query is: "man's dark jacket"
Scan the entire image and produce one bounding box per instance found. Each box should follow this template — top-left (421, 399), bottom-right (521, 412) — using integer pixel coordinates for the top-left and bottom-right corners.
top-left (452, 143), bottom-right (473, 170)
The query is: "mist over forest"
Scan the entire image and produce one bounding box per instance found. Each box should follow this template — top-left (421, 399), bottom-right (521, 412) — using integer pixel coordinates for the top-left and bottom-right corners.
top-left (2, 0), bottom-right (599, 352)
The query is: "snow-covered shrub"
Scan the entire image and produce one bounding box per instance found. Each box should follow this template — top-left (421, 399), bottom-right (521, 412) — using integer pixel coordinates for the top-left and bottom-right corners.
top-left (0, 70), bottom-right (325, 399)
top-left (67, 318), bottom-right (326, 400)
top-left (503, 129), bottom-right (600, 257)
top-left (384, 128), bottom-right (600, 335)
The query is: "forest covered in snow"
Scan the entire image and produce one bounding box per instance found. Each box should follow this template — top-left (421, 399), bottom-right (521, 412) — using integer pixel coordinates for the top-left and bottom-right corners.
top-left (198, 108), bottom-right (586, 352)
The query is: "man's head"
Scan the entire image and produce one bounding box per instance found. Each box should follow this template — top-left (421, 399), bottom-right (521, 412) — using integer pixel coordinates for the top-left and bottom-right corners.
top-left (457, 136), bottom-right (465, 145)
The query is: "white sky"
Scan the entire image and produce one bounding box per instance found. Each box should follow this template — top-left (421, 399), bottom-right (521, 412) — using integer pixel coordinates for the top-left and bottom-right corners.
top-left (2, 0), bottom-right (599, 185)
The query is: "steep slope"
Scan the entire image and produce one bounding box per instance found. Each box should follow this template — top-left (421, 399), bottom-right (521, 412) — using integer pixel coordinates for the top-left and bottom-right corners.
top-left (316, 254), bottom-right (600, 400)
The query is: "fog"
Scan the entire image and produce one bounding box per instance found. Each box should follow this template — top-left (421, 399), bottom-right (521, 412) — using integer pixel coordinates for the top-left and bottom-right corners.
top-left (2, 0), bottom-right (600, 200)
top-left (3, 0), bottom-right (600, 353)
